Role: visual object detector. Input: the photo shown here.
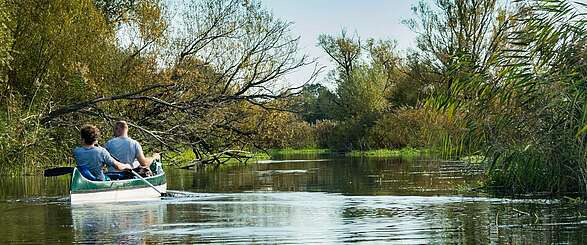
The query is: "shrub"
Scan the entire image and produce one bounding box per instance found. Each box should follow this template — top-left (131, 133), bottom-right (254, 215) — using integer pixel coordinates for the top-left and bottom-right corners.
top-left (255, 110), bottom-right (317, 149)
top-left (367, 107), bottom-right (467, 153)
top-left (315, 118), bottom-right (375, 151)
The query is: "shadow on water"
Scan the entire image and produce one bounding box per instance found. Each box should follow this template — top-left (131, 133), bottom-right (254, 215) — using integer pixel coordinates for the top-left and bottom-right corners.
top-left (1, 156), bottom-right (587, 243)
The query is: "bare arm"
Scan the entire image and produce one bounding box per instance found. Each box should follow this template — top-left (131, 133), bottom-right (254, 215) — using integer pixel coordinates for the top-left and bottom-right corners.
top-left (136, 146), bottom-right (160, 168)
top-left (112, 159), bottom-right (133, 171)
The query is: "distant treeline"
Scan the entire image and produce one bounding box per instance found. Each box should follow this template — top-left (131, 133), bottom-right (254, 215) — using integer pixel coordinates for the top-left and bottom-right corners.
top-left (0, 0), bottom-right (586, 197)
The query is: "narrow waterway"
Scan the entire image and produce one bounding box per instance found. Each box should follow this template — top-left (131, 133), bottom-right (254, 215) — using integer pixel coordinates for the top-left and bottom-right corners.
top-left (1, 155), bottom-right (586, 244)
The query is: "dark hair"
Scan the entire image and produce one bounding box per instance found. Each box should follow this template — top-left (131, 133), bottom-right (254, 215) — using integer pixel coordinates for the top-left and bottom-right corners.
top-left (80, 125), bottom-right (100, 145)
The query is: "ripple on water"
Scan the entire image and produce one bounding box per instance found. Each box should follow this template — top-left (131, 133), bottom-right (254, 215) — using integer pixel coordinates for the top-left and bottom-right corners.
top-left (130, 192), bottom-right (567, 244)
top-left (2, 157), bottom-right (586, 244)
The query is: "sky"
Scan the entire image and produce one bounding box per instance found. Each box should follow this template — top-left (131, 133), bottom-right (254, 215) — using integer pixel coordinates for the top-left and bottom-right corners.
top-left (259, 0), bottom-right (421, 87)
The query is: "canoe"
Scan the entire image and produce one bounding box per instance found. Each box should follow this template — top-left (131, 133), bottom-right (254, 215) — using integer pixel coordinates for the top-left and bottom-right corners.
top-left (70, 166), bottom-right (167, 204)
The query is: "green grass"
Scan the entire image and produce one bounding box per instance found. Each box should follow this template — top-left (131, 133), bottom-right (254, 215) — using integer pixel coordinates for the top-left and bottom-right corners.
top-left (168, 148), bottom-right (431, 166)
top-left (249, 148), bottom-right (330, 161)
top-left (345, 148), bottom-right (429, 158)
top-left (166, 147), bottom-right (478, 168)
top-left (460, 155), bottom-right (487, 164)
top-left (265, 148), bottom-right (331, 155)
top-left (251, 152), bottom-right (272, 160)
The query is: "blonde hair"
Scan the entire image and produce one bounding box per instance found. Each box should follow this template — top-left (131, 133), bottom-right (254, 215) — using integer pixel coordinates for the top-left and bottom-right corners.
top-left (114, 121), bottom-right (128, 137)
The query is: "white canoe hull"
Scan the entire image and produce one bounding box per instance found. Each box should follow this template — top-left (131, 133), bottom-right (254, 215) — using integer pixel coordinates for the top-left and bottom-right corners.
top-left (70, 183), bottom-right (167, 204)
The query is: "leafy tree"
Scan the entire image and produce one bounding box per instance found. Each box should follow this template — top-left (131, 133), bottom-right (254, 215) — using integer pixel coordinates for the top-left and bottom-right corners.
top-left (318, 31), bottom-right (361, 84)
top-left (296, 83), bottom-right (336, 123)
top-left (405, 0), bottom-right (509, 107)
top-left (318, 32), bottom-right (404, 150)
top-left (38, 0), bottom-right (318, 158)
top-left (0, 0), bottom-right (317, 172)
top-left (319, 33), bottom-right (391, 120)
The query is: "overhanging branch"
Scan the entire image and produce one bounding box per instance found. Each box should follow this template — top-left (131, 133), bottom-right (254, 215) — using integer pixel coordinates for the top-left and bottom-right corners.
top-left (41, 84), bottom-right (173, 124)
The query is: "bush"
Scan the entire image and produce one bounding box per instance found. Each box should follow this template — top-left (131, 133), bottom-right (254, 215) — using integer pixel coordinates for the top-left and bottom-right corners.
top-left (367, 107), bottom-right (467, 152)
top-left (485, 145), bottom-right (581, 195)
top-left (0, 98), bottom-right (75, 175)
top-left (255, 110), bottom-right (317, 149)
top-left (314, 118), bottom-right (373, 151)
top-left (314, 119), bottom-right (338, 148)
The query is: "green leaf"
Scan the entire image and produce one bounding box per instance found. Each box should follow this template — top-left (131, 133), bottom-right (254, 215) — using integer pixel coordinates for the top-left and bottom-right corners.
top-left (577, 124), bottom-right (587, 138)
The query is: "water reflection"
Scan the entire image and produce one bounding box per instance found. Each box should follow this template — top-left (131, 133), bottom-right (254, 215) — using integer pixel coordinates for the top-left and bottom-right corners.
top-left (0, 174), bottom-right (70, 199)
top-left (147, 194), bottom-right (587, 244)
top-left (0, 201), bottom-right (73, 244)
top-left (182, 156), bottom-right (482, 195)
top-left (72, 203), bottom-right (166, 244)
top-left (2, 156), bottom-right (587, 243)
top-left (153, 193), bottom-right (346, 243)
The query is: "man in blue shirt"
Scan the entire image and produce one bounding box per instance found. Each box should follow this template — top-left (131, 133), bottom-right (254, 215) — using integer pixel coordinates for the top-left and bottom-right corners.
top-left (73, 125), bottom-right (132, 181)
top-left (105, 121), bottom-right (160, 174)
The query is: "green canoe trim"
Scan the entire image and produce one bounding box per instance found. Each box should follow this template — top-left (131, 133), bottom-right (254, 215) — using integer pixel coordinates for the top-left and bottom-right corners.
top-left (70, 168), bottom-right (166, 194)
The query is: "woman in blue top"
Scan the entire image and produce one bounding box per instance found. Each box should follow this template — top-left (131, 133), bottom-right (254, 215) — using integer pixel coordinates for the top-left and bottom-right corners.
top-left (73, 125), bottom-right (132, 181)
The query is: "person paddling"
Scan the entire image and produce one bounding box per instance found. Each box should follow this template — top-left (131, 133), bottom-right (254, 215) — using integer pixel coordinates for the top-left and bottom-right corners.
top-left (105, 121), bottom-right (160, 177)
top-left (73, 125), bottom-right (133, 181)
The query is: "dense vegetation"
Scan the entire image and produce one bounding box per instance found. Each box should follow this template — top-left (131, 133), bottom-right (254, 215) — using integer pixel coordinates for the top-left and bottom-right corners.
top-left (284, 0), bottom-right (586, 195)
top-left (0, 0), bottom-right (319, 174)
top-left (0, 0), bottom-right (585, 196)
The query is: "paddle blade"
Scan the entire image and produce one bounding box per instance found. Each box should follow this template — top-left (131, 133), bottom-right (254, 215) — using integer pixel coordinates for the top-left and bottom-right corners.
top-left (44, 167), bottom-right (74, 177)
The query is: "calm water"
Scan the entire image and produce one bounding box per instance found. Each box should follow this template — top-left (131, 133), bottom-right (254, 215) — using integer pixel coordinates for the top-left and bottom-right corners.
top-left (1, 155), bottom-right (587, 244)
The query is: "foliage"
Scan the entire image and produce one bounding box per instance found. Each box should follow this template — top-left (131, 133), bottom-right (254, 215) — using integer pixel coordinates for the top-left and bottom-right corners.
top-left (0, 0), bottom-right (122, 174)
top-left (267, 148), bottom-right (330, 154)
top-left (410, 0), bottom-right (586, 195)
top-left (318, 33), bottom-right (393, 120)
top-left (313, 119), bottom-right (338, 148)
top-left (479, 0), bottom-right (586, 194)
top-left (296, 84), bottom-right (337, 123)
top-left (367, 107), bottom-right (466, 151)
top-left (314, 32), bottom-right (404, 150)
top-left (0, 95), bottom-right (73, 175)
top-left (249, 104), bottom-right (317, 149)
top-left (0, 0), bottom-right (11, 69)
top-left (0, 0), bottom-right (318, 173)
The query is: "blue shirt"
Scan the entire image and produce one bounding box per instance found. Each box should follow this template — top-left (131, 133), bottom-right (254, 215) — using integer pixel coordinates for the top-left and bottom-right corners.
top-left (73, 146), bottom-right (116, 181)
top-left (105, 136), bottom-right (142, 172)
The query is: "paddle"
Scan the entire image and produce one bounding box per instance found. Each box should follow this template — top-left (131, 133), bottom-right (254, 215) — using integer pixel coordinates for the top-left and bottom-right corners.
top-left (44, 167), bottom-right (74, 177)
top-left (129, 169), bottom-right (164, 196)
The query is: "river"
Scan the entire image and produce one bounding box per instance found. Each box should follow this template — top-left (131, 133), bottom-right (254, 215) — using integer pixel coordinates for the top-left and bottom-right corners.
top-left (1, 155), bottom-right (587, 244)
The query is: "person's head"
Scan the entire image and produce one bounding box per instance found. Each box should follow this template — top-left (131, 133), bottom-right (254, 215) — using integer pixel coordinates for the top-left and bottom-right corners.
top-left (80, 124), bottom-right (100, 145)
top-left (114, 121), bottom-right (129, 137)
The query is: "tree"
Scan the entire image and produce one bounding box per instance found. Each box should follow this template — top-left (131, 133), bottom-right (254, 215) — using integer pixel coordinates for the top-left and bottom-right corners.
top-left (318, 32), bottom-right (404, 150)
top-left (319, 33), bottom-right (390, 120)
top-left (318, 31), bottom-right (361, 83)
top-left (0, 0), bottom-right (157, 173)
top-left (38, 0), bottom-right (319, 157)
top-left (405, 0), bottom-right (509, 105)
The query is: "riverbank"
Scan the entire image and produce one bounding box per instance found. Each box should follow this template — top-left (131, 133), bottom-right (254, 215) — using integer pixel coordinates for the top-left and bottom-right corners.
top-left (259, 147), bottom-right (431, 158)
top-left (162, 147), bottom-right (436, 169)
top-left (3, 147), bottom-right (483, 176)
